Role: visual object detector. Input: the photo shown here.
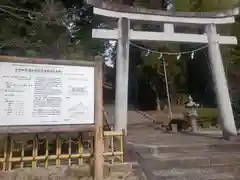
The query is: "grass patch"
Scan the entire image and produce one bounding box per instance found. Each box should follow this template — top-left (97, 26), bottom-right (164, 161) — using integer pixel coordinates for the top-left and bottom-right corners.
top-left (197, 108), bottom-right (218, 124)
top-left (197, 108), bottom-right (217, 119)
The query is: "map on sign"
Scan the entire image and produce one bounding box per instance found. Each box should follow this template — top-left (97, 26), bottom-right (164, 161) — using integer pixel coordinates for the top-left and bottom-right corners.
top-left (0, 62), bottom-right (95, 126)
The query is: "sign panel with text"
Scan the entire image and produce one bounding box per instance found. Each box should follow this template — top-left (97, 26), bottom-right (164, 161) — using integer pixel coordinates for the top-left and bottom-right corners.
top-left (0, 61), bottom-right (95, 126)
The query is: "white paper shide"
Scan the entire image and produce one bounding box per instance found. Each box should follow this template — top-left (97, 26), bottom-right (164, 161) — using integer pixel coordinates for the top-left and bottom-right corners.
top-left (0, 62), bottom-right (95, 126)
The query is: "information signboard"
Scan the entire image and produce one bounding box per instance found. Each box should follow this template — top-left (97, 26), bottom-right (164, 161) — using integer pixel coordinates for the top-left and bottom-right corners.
top-left (0, 58), bottom-right (97, 131)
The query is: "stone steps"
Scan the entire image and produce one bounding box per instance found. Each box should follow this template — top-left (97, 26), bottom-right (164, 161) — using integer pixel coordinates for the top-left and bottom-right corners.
top-left (135, 146), bottom-right (240, 169)
top-left (155, 144), bottom-right (240, 153)
top-left (152, 166), bottom-right (239, 180)
top-left (141, 158), bottom-right (240, 170)
top-left (135, 144), bottom-right (240, 154)
top-left (133, 158), bottom-right (240, 180)
top-left (119, 106), bottom-right (240, 180)
top-left (129, 142), bottom-right (240, 180)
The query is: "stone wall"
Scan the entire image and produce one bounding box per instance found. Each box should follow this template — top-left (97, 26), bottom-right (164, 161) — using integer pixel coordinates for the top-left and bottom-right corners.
top-left (0, 163), bottom-right (139, 180)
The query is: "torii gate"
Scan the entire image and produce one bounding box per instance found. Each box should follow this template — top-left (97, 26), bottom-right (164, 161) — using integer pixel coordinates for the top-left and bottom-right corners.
top-left (87, 0), bottom-right (239, 138)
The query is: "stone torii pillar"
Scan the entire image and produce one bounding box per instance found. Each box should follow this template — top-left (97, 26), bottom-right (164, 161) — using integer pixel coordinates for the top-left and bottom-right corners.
top-left (87, 0), bottom-right (239, 138)
top-left (205, 24), bottom-right (237, 138)
top-left (115, 18), bottom-right (130, 134)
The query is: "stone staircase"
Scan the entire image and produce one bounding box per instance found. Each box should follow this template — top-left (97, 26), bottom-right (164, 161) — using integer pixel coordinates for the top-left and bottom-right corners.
top-left (103, 104), bottom-right (240, 180)
top-left (128, 134), bottom-right (240, 180)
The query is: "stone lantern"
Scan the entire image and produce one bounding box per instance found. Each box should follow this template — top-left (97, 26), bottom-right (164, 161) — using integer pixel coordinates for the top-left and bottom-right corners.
top-left (185, 95), bottom-right (200, 132)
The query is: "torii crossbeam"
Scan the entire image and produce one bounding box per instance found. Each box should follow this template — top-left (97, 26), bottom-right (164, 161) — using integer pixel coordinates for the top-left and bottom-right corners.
top-left (87, 0), bottom-right (239, 139)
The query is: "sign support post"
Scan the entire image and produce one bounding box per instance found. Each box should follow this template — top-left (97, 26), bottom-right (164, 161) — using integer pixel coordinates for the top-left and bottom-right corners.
top-left (94, 59), bottom-right (104, 180)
